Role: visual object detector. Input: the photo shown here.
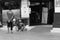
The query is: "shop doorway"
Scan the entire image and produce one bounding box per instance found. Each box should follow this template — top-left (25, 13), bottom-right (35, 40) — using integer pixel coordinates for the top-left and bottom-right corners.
top-left (41, 1), bottom-right (54, 25)
top-left (30, 0), bottom-right (54, 26)
top-left (29, 2), bottom-right (42, 26)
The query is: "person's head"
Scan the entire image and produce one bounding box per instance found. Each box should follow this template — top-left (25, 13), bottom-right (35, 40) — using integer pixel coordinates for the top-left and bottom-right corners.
top-left (19, 19), bottom-right (22, 22)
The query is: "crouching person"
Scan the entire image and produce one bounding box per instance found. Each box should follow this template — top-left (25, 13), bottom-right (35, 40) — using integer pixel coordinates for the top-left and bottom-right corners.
top-left (17, 19), bottom-right (25, 31)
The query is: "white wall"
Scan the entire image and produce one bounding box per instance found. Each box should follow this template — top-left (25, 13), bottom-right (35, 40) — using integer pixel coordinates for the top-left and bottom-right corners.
top-left (2, 9), bottom-right (20, 22)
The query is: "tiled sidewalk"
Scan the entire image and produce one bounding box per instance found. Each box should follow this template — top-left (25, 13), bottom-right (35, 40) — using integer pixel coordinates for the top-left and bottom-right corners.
top-left (0, 25), bottom-right (59, 40)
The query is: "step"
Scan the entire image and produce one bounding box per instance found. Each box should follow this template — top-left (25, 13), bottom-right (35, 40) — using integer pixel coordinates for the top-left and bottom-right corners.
top-left (51, 28), bottom-right (60, 33)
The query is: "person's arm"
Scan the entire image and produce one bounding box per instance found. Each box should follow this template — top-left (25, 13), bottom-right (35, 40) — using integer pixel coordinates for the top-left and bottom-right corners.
top-left (10, 12), bottom-right (14, 21)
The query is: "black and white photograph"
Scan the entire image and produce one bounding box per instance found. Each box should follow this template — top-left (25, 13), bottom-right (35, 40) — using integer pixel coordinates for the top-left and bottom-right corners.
top-left (0, 0), bottom-right (60, 40)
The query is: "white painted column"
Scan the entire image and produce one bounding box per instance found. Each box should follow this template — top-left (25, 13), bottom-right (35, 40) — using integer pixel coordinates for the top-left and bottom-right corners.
top-left (21, 0), bottom-right (31, 18)
top-left (21, 0), bottom-right (31, 25)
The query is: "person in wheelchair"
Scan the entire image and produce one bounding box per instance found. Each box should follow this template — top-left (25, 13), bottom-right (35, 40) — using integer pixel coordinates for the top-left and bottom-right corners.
top-left (17, 19), bottom-right (25, 31)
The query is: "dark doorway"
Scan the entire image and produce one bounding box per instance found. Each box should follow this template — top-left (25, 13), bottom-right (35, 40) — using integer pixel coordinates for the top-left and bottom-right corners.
top-left (29, 0), bottom-right (42, 26)
top-left (47, 0), bottom-right (54, 24)
top-left (29, 0), bottom-right (54, 26)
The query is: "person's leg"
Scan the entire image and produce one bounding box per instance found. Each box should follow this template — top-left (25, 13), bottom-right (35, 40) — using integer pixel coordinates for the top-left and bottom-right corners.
top-left (21, 27), bottom-right (23, 31)
top-left (17, 24), bottom-right (22, 31)
top-left (21, 24), bottom-right (25, 31)
top-left (11, 26), bottom-right (13, 33)
top-left (7, 27), bottom-right (9, 33)
top-left (17, 26), bottom-right (21, 31)
top-left (21, 26), bottom-right (24, 31)
top-left (7, 22), bottom-right (10, 33)
top-left (16, 25), bottom-right (19, 31)
top-left (10, 22), bottom-right (13, 33)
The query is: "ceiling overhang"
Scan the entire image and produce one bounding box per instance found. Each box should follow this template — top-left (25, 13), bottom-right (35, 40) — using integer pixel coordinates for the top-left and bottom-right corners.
top-left (1, 0), bottom-right (21, 2)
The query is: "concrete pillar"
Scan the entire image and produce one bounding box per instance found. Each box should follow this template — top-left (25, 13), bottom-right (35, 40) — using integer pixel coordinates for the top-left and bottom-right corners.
top-left (21, 0), bottom-right (31, 25)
